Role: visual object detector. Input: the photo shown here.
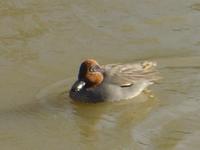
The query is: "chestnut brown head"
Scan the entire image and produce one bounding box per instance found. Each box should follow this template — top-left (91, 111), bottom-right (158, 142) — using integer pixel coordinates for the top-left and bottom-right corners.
top-left (78, 59), bottom-right (104, 88)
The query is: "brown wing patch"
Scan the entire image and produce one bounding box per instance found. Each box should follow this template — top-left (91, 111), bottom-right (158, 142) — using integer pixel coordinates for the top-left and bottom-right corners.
top-left (103, 61), bottom-right (160, 86)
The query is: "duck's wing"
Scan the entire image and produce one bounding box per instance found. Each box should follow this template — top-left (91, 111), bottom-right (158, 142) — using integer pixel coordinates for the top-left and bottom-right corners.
top-left (102, 61), bottom-right (161, 87)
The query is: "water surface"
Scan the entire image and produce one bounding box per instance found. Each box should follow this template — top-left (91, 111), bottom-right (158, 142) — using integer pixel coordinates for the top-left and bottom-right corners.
top-left (0, 0), bottom-right (200, 149)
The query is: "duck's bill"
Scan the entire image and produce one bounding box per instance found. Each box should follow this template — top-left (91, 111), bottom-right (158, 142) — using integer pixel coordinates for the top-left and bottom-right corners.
top-left (72, 80), bottom-right (86, 92)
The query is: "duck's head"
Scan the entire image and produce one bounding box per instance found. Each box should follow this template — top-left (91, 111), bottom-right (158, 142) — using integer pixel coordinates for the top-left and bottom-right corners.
top-left (71, 59), bottom-right (104, 92)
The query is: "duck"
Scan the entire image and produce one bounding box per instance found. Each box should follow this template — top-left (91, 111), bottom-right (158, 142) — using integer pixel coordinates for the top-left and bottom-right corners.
top-left (69, 59), bottom-right (160, 102)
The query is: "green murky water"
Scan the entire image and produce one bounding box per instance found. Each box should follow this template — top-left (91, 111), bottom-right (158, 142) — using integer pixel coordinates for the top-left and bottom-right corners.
top-left (0, 0), bottom-right (200, 149)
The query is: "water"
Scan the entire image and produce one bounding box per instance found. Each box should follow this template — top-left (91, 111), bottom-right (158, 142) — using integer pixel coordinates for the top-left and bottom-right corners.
top-left (0, 0), bottom-right (200, 149)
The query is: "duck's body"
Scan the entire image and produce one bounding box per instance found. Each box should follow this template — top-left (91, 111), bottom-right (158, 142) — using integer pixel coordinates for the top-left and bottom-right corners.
top-left (70, 59), bottom-right (160, 102)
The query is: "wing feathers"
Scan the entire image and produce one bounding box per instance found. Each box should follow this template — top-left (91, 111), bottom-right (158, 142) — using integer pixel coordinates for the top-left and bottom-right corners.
top-left (103, 61), bottom-right (160, 86)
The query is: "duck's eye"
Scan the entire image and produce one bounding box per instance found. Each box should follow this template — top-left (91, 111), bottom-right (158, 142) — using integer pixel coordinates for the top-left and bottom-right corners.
top-left (89, 66), bottom-right (96, 72)
top-left (89, 65), bottom-right (101, 72)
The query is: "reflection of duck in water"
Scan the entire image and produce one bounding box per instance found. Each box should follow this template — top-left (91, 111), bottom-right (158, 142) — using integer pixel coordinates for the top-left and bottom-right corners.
top-left (72, 94), bottom-right (158, 148)
top-left (70, 59), bottom-right (160, 102)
